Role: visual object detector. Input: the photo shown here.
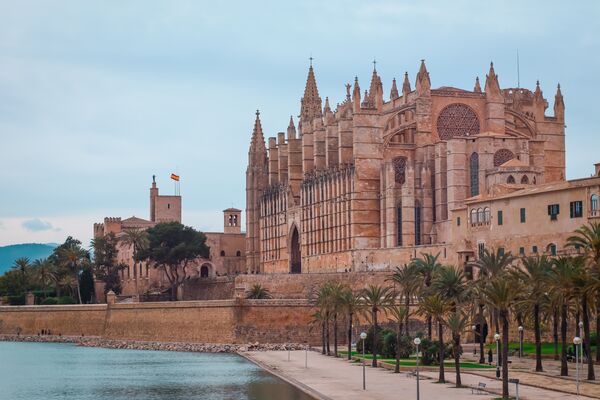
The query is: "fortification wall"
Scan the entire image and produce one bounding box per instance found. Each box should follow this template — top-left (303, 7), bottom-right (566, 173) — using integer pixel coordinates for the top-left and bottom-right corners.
top-left (182, 277), bottom-right (235, 300)
top-left (0, 300), bottom-right (319, 345)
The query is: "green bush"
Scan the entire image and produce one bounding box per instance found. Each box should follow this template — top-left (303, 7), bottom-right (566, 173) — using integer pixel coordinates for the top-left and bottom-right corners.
top-left (8, 295), bottom-right (25, 305)
top-left (356, 326), bottom-right (393, 355)
top-left (41, 297), bottom-right (58, 305)
top-left (591, 332), bottom-right (597, 347)
top-left (57, 296), bottom-right (76, 304)
top-left (383, 331), bottom-right (396, 358)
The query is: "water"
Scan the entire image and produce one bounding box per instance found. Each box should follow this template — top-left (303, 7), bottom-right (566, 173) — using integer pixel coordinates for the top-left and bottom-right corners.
top-left (0, 342), bottom-right (314, 400)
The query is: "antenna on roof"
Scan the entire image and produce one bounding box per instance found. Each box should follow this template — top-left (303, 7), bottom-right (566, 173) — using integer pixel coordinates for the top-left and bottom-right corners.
top-left (516, 49), bottom-right (520, 88)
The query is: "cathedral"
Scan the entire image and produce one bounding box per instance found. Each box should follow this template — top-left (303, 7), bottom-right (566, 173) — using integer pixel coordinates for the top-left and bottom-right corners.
top-left (245, 60), bottom-right (567, 274)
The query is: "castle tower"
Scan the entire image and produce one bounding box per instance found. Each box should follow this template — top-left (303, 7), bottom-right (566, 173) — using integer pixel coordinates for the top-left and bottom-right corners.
top-left (149, 175), bottom-right (181, 223)
top-left (223, 208), bottom-right (242, 234)
top-left (245, 110), bottom-right (268, 273)
top-left (150, 175), bottom-right (158, 222)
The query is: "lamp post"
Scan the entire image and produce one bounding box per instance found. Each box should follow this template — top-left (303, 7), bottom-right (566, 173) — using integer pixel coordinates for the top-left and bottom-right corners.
top-left (472, 325), bottom-right (477, 356)
top-left (494, 333), bottom-right (501, 379)
top-left (518, 326), bottom-right (524, 359)
top-left (360, 332), bottom-right (367, 390)
top-left (574, 336), bottom-right (582, 399)
top-left (414, 337), bottom-right (421, 400)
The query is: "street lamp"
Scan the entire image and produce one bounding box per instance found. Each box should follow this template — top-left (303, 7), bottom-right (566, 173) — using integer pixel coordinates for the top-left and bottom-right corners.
top-left (472, 325), bottom-right (477, 355)
top-left (414, 337), bottom-right (421, 400)
top-left (360, 331), bottom-right (367, 390)
top-left (574, 336), bottom-right (582, 399)
top-left (494, 333), bottom-right (501, 379)
top-left (518, 326), bottom-right (524, 358)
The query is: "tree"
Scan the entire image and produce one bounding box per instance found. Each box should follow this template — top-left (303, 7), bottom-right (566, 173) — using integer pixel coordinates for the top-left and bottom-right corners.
top-left (573, 259), bottom-right (596, 380)
top-left (31, 258), bottom-right (57, 298)
top-left (411, 253), bottom-right (443, 338)
top-left (246, 284), bottom-right (272, 299)
top-left (481, 277), bottom-right (520, 399)
top-left (419, 293), bottom-right (451, 383)
top-left (549, 256), bottom-right (578, 376)
top-left (92, 233), bottom-right (126, 296)
top-left (54, 238), bottom-right (90, 304)
top-left (432, 265), bottom-right (469, 308)
top-left (387, 304), bottom-right (409, 373)
top-left (338, 287), bottom-right (362, 361)
top-left (512, 255), bottom-right (552, 372)
top-left (389, 263), bottom-right (420, 335)
top-left (568, 222), bottom-right (600, 363)
top-left (445, 309), bottom-right (469, 388)
top-left (360, 285), bottom-right (394, 367)
top-left (136, 222), bottom-right (209, 301)
top-left (12, 257), bottom-right (31, 293)
top-left (121, 228), bottom-right (149, 298)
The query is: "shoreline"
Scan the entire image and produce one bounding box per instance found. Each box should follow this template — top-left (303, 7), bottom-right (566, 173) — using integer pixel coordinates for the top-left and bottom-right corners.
top-left (0, 334), bottom-right (309, 353)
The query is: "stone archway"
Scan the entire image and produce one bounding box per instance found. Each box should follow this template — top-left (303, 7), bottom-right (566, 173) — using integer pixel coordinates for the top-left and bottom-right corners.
top-left (200, 264), bottom-right (210, 278)
top-left (290, 225), bottom-right (301, 274)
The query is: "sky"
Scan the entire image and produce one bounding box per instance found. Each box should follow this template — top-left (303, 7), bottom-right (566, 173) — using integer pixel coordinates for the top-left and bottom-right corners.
top-left (0, 0), bottom-right (599, 247)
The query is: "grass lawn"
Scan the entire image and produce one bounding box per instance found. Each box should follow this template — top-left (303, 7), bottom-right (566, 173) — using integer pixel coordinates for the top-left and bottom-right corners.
top-left (484, 342), bottom-right (596, 356)
top-left (339, 351), bottom-right (493, 369)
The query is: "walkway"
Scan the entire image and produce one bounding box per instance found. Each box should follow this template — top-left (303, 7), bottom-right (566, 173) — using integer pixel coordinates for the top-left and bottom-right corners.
top-left (243, 350), bottom-right (594, 400)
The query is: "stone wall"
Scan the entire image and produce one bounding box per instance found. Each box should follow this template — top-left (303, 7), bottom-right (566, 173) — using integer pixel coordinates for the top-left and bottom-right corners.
top-left (0, 300), bottom-right (320, 345)
top-left (182, 277), bottom-right (235, 300)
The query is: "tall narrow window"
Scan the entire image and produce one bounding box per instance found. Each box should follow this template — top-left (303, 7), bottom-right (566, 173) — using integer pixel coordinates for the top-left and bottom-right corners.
top-left (520, 208), bottom-right (526, 223)
top-left (470, 152), bottom-right (479, 197)
top-left (570, 201), bottom-right (583, 218)
top-left (414, 204), bottom-right (422, 246)
top-left (396, 206), bottom-right (403, 246)
top-left (592, 194), bottom-right (599, 216)
top-left (497, 210), bottom-right (503, 225)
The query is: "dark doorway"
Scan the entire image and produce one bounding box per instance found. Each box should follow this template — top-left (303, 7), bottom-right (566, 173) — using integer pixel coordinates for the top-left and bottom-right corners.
top-left (290, 226), bottom-right (301, 274)
top-left (200, 265), bottom-right (209, 278)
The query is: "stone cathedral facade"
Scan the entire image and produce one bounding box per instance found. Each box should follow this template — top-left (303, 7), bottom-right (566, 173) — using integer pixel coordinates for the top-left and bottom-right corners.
top-left (245, 61), bottom-right (566, 274)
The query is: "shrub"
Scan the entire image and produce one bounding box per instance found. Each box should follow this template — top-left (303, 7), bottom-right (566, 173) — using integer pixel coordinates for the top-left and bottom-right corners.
top-left (383, 331), bottom-right (396, 358)
top-left (41, 297), bottom-right (58, 305)
top-left (57, 296), bottom-right (76, 304)
top-left (590, 332), bottom-right (597, 347)
top-left (8, 295), bottom-right (25, 305)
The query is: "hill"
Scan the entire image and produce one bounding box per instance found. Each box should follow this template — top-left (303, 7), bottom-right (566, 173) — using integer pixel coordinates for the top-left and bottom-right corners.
top-left (0, 243), bottom-right (57, 275)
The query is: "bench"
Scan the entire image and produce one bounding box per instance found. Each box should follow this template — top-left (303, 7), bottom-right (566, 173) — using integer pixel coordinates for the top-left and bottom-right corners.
top-left (471, 382), bottom-right (487, 394)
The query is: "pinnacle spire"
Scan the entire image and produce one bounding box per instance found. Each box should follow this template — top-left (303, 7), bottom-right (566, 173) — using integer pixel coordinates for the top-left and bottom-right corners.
top-left (484, 61), bottom-right (501, 95)
top-left (474, 76), bottom-right (481, 93)
top-left (287, 115), bottom-right (296, 139)
top-left (249, 110), bottom-right (267, 162)
top-left (390, 78), bottom-right (399, 100)
top-left (554, 83), bottom-right (564, 120)
top-left (300, 63), bottom-right (322, 123)
top-left (416, 60), bottom-right (430, 94)
top-left (324, 96), bottom-right (331, 113)
top-left (402, 72), bottom-right (411, 95)
top-left (534, 80), bottom-right (543, 101)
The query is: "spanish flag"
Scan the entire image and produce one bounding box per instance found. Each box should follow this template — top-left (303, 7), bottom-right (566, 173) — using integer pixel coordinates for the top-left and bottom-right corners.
top-left (170, 173), bottom-right (180, 182)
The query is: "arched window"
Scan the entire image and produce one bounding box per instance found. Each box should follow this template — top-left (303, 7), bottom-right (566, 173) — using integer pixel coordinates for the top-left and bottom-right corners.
top-left (521, 175), bottom-right (529, 184)
top-left (220, 250), bottom-right (225, 257)
top-left (547, 243), bottom-right (557, 256)
top-left (533, 176), bottom-right (537, 185)
top-left (236, 250), bottom-right (241, 257)
top-left (414, 203), bottom-right (422, 245)
top-left (470, 209), bottom-right (477, 224)
top-left (591, 194), bottom-right (599, 215)
top-left (507, 175), bottom-right (516, 184)
top-left (483, 207), bottom-right (491, 223)
top-left (477, 208), bottom-right (484, 224)
top-left (470, 152), bottom-right (479, 197)
top-left (200, 265), bottom-right (209, 278)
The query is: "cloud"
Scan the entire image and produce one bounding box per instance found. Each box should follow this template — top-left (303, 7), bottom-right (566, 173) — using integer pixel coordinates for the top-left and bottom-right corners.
top-left (22, 218), bottom-right (55, 232)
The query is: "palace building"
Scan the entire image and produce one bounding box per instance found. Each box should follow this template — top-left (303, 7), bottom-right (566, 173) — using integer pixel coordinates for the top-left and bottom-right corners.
top-left (245, 60), bottom-right (592, 275)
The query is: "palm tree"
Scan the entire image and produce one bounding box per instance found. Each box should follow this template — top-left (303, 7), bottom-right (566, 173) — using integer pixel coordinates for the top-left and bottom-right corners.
top-left (549, 256), bottom-right (579, 376)
top-left (387, 304), bottom-right (409, 373)
top-left (419, 293), bottom-right (451, 383)
top-left (568, 222), bottom-right (600, 362)
top-left (432, 265), bottom-right (469, 307)
top-left (32, 258), bottom-right (57, 298)
top-left (470, 248), bottom-right (516, 364)
top-left (338, 287), bottom-right (362, 360)
top-left (445, 309), bottom-right (469, 388)
top-left (389, 263), bottom-right (420, 335)
top-left (58, 245), bottom-right (89, 304)
top-left (328, 282), bottom-right (346, 357)
top-left (512, 255), bottom-right (552, 372)
top-left (316, 282), bottom-right (334, 355)
top-left (574, 259), bottom-right (596, 380)
top-left (411, 253), bottom-right (443, 337)
top-left (480, 277), bottom-right (520, 400)
top-left (360, 284), bottom-right (394, 367)
top-left (310, 309), bottom-right (327, 355)
top-left (121, 228), bottom-right (149, 298)
top-left (12, 257), bottom-right (31, 292)
top-left (245, 284), bottom-right (272, 299)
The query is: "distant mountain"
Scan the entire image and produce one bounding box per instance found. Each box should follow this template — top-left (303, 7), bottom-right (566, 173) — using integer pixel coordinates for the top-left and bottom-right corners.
top-left (0, 243), bottom-right (57, 275)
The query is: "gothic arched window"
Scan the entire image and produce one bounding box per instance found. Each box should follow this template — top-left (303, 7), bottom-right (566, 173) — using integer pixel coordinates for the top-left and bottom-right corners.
top-left (521, 175), bottom-right (529, 184)
top-left (393, 157), bottom-right (407, 185)
top-left (591, 194), bottom-right (599, 215)
top-left (483, 207), bottom-right (490, 222)
top-left (507, 175), bottom-right (516, 184)
top-left (470, 209), bottom-right (477, 224)
top-left (477, 208), bottom-right (484, 224)
top-left (470, 152), bottom-right (479, 197)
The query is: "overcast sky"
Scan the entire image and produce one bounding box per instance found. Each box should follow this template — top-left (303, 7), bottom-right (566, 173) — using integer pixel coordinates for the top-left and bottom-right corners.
top-left (0, 0), bottom-right (599, 246)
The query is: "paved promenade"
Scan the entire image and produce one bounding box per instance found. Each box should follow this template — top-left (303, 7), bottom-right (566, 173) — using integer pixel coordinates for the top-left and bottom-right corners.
top-left (244, 350), bottom-right (596, 400)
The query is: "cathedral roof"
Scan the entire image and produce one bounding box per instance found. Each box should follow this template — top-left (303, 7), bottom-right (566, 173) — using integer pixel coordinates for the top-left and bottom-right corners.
top-left (499, 158), bottom-right (529, 168)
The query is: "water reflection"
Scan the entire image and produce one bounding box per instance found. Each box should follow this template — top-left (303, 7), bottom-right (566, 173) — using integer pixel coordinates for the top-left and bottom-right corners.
top-left (0, 342), bottom-right (314, 400)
